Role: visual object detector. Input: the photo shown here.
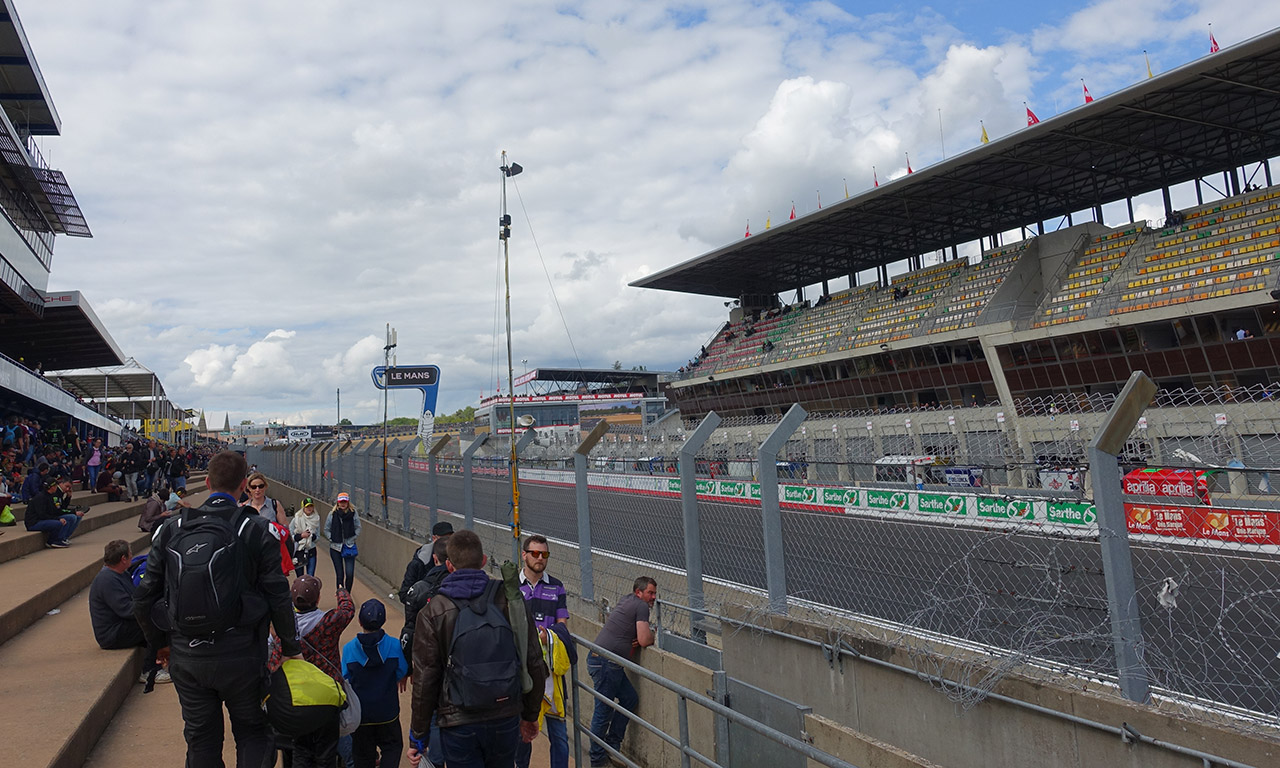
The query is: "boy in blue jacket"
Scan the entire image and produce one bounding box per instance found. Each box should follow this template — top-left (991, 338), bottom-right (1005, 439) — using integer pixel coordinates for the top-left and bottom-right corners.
top-left (343, 599), bottom-right (409, 768)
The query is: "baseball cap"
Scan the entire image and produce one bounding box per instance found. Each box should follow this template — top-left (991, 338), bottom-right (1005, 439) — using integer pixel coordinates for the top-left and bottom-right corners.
top-left (302, 497), bottom-right (315, 507)
top-left (291, 575), bottom-right (322, 610)
top-left (336, 492), bottom-right (350, 502)
top-left (432, 521), bottom-right (454, 537)
top-left (358, 599), bottom-right (386, 630)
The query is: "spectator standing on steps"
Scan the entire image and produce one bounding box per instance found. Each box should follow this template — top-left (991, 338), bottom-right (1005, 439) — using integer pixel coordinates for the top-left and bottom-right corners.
top-left (588, 577), bottom-right (658, 767)
top-left (516, 534), bottom-right (572, 768)
top-left (132, 449), bottom-right (301, 767)
top-left (327, 493), bottom-right (361, 591)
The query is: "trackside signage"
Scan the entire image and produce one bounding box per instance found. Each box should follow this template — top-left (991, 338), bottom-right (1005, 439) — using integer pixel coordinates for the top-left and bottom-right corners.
top-left (406, 462), bottom-right (1280, 548)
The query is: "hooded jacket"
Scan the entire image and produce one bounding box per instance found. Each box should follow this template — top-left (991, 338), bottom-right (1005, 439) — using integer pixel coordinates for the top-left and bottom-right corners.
top-left (410, 568), bottom-right (548, 733)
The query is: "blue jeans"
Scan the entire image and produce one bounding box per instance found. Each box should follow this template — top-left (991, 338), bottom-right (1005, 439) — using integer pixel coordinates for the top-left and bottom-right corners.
top-left (27, 518), bottom-right (70, 545)
top-left (87, 465), bottom-right (101, 489)
top-left (515, 715), bottom-right (567, 768)
top-left (428, 713), bottom-right (444, 766)
top-left (440, 716), bottom-right (521, 768)
top-left (330, 549), bottom-right (356, 591)
top-left (588, 654), bottom-right (637, 764)
top-left (300, 548), bottom-right (317, 576)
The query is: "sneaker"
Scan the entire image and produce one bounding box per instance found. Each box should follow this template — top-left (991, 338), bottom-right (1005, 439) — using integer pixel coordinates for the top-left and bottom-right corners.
top-left (154, 668), bottom-right (172, 684)
top-left (48, 541), bottom-right (69, 548)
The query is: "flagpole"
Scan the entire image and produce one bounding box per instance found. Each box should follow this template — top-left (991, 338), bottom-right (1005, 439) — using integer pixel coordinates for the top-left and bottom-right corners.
top-left (938, 108), bottom-right (945, 159)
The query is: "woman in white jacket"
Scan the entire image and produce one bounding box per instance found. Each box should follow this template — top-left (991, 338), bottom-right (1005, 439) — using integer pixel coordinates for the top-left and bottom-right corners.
top-left (290, 497), bottom-right (321, 576)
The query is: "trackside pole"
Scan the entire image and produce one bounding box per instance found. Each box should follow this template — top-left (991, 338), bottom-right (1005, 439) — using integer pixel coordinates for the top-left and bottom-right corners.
top-left (398, 438), bottom-right (419, 532)
top-left (680, 411), bottom-right (721, 638)
top-left (1091, 370), bottom-right (1155, 704)
top-left (575, 421), bottom-right (610, 603)
top-left (427, 435), bottom-right (451, 534)
top-left (461, 434), bottom-right (489, 530)
top-left (758, 403), bottom-right (807, 614)
top-left (511, 428), bottom-right (538, 561)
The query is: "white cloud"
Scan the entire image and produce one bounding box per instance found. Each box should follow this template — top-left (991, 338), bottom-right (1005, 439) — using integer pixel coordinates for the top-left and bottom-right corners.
top-left (22, 0), bottom-right (1280, 424)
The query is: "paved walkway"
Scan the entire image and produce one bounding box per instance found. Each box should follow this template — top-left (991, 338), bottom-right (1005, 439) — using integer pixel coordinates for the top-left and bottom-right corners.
top-left (84, 564), bottom-right (567, 767)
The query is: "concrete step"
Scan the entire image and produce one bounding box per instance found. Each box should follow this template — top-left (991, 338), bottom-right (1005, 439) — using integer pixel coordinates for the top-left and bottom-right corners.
top-left (0, 516), bottom-right (158, 648)
top-left (0, 472), bottom-right (207, 567)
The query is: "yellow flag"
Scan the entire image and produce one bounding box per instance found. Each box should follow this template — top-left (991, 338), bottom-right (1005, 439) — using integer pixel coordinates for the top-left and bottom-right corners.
top-left (980, 123), bottom-right (989, 144)
top-left (765, 217), bottom-right (771, 230)
top-left (1145, 51), bottom-right (1153, 79)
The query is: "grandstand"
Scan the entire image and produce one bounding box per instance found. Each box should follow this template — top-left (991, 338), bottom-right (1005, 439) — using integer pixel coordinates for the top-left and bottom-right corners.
top-left (640, 27), bottom-right (1280, 426)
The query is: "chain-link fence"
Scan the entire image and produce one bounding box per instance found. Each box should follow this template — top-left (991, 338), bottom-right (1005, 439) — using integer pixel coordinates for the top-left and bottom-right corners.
top-left (248, 384), bottom-right (1280, 736)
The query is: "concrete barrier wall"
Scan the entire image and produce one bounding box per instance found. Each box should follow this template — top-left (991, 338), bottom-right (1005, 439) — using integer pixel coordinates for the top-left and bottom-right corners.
top-left (804, 714), bottom-right (942, 768)
top-left (720, 606), bottom-right (1278, 768)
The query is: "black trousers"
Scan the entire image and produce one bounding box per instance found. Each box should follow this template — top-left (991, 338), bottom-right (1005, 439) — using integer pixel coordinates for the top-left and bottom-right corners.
top-left (291, 721), bottom-right (338, 768)
top-left (352, 718), bottom-right (403, 768)
top-left (169, 651), bottom-right (273, 768)
top-left (102, 619), bottom-right (163, 673)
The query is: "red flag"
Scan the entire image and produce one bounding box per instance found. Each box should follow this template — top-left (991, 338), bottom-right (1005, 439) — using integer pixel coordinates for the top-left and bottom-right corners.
top-left (1082, 81), bottom-right (1093, 104)
top-left (816, 191), bottom-right (822, 209)
top-left (873, 168), bottom-right (879, 187)
top-left (1210, 31), bottom-right (1219, 53)
top-left (1026, 106), bottom-right (1040, 126)
top-left (905, 153), bottom-right (913, 174)
top-left (744, 221), bottom-right (751, 238)
top-left (789, 204), bottom-right (796, 220)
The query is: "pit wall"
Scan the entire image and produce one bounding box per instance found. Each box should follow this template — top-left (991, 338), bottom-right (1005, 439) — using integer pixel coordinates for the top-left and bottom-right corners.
top-left (264, 478), bottom-right (1274, 768)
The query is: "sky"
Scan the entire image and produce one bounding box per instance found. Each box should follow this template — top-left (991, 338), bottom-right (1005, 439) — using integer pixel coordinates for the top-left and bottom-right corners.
top-left (20, 0), bottom-right (1280, 427)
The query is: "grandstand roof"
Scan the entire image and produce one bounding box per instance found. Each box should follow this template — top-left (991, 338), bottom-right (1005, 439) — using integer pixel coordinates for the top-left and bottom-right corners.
top-left (633, 27), bottom-right (1280, 299)
top-left (0, 1), bottom-right (60, 136)
top-left (45, 359), bottom-right (176, 420)
top-left (0, 291), bottom-right (125, 369)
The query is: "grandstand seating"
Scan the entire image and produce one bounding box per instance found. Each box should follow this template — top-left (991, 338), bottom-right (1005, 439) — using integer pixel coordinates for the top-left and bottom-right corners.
top-left (1033, 225), bottom-right (1143, 328)
top-left (677, 183), bottom-right (1280, 382)
top-left (1107, 187), bottom-right (1280, 315)
top-left (2, 481), bottom-right (203, 768)
top-left (929, 242), bottom-right (1026, 334)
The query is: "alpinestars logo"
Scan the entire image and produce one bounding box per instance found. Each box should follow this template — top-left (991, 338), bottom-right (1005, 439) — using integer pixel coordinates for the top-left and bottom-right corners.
top-left (185, 542), bottom-right (209, 556)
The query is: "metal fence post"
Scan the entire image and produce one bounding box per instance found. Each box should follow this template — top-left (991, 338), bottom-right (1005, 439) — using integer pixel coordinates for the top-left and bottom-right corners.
top-left (712, 670), bottom-right (730, 767)
top-left (680, 411), bottom-right (721, 638)
top-left (576, 422), bottom-right (610, 604)
top-left (758, 403), bottom-right (808, 614)
top-left (1091, 371), bottom-right (1155, 704)
top-left (461, 434), bottom-right (489, 530)
top-left (363, 443), bottom-right (374, 517)
top-left (399, 438), bottom-right (419, 532)
top-left (427, 435), bottom-right (451, 533)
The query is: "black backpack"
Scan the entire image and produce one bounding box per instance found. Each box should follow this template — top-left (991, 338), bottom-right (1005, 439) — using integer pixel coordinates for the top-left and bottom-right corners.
top-left (445, 579), bottom-right (521, 711)
top-left (163, 507), bottom-right (251, 636)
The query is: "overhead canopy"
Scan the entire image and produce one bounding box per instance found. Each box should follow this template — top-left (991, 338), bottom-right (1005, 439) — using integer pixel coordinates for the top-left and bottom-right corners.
top-left (0, 291), bottom-right (124, 369)
top-left (0, 0), bottom-right (60, 136)
top-left (45, 358), bottom-right (181, 421)
top-left (633, 27), bottom-right (1280, 298)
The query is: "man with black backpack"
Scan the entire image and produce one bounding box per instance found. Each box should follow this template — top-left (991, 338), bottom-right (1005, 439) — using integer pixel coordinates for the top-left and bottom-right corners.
top-left (407, 529), bottom-right (547, 768)
top-left (133, 449), bottom-right (302, 768)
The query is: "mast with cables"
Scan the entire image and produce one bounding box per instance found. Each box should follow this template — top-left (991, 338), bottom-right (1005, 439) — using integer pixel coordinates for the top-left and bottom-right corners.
top-left (500, 151), bottom-right (523, 559)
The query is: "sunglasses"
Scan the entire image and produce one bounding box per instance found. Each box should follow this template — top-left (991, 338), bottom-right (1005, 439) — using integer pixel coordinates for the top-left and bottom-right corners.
top-left (248, 484), bottom-right (266, 490)
top-left (523, 550), bottom-right (550, 559)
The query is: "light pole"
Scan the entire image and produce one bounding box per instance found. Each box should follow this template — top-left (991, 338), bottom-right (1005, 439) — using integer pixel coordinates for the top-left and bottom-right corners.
top-left (382, 324), bottom-right (397, 513)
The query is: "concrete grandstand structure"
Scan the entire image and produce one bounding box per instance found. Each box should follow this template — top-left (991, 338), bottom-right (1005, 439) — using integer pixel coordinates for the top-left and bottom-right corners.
top-left (632, 27), bottom-right (1280, 497)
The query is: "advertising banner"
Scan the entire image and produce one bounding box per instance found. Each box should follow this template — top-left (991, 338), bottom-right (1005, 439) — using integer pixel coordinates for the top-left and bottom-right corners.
top-left (1125, 503), bottom-right (1280, 544)
top-left (1122, 467), bottom-right (1210, 503)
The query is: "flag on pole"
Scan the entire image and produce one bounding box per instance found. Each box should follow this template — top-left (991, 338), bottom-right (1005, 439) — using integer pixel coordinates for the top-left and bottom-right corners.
top-left (1145, 51), bottom-right (1153, 79)
top-left (816, 190), bottom-right (822, 209)
top-left (980, 121), bottom-right (989, 144)
top-left (905, 153), bottom-right (913, 174)
top-left (1210, 29), bottom-right (1219, 53)
top-left (765, 214), bottom-right (771, 230)
top-left (1026, 106), bottom-right (1040, 126)
top-left (843, 178), bottom-right (849, 199)
top-left (745, 220), bottom-right (750, 238)
top-left (1082, 80), bottom-right (1093, 103)
top-left (789, 203), bottom-right (796, 220)
top-left (873, 167), bottom-right (879, 187)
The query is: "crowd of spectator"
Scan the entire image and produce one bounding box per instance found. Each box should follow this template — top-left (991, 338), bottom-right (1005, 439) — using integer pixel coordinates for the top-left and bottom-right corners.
top-left (0, 411), bottom-right (218, 514)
